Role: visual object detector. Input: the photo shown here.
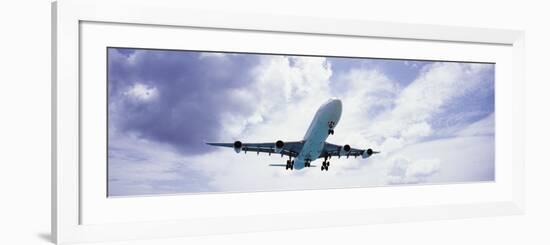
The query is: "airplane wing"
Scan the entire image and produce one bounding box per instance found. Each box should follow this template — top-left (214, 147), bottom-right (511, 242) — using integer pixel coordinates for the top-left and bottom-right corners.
top-left (321, 142), bottom-right (380, 159)
top-left (206, 141), bottom-right (304, 157)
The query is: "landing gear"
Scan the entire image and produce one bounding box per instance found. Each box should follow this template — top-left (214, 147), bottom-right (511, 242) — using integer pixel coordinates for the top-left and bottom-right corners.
top-left (285, 159), bottom-right (294, 170)
top-left (305, 159), bottom-right (311, 167)
top-left (321, 161), bottom-right (330, 171)
top-left (321, 155), bottom-right (330, 171)
top-left (328, 121), bottom-right (335, 135)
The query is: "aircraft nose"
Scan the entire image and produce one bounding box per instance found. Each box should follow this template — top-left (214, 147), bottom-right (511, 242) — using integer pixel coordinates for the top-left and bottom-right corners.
top-left (329, 98), bottom-right (342, 109)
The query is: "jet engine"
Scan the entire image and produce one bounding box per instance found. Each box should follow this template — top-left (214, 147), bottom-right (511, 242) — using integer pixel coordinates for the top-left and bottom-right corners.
top-left (274, 140), bottom-right (284, 153)
top-left (362, 148), bottom-right (374, 159)
top-left (340, 144), bottom-right (351, 156)
top-left (233, 141), bottom-right (243, 153)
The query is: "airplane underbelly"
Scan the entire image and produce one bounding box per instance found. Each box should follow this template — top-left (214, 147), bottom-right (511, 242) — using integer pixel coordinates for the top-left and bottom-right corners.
top-left (298, 131), bottom-right (326, 160)
top-left (298, 143), bottom-right (322, 160)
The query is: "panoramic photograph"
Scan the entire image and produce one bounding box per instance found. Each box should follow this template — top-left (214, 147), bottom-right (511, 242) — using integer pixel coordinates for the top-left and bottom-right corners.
top-left (107, 47), bottom-right (495, 196)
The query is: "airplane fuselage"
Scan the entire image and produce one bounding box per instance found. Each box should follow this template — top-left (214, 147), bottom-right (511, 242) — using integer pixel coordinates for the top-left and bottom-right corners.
top-left (293, 98), bottom-right (342, 169)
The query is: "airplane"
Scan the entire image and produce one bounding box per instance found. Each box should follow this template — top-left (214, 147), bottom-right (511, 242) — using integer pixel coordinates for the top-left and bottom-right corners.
top-left (206, 98), bottom-right (379, 171)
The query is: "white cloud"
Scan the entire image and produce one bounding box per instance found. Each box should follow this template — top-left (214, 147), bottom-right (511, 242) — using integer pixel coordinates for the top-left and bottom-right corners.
top-left (368, 63), bottom-right (493, 154)
top-left (384, 134), bottom-right (494, 184)
top-left (108, 134), bottom-right (188, 195)
top-left (387, 157), bottom-right (441, 184)
top-left (198, 52), bottom-right (228, 60)
top-left (124, 83), bottom-right (158, 102)
top-left (401, 122), bottom-right (432, 140)
top-left (221, 56), bottom-right (334, 141)
top-left (455, 113), bottom-right (494, 137)
top-left (335, 69), bottom-right (400, 147)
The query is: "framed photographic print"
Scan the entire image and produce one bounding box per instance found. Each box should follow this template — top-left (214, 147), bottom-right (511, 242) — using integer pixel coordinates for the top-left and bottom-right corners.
top-left (52, 0), bottom-right (525, 244)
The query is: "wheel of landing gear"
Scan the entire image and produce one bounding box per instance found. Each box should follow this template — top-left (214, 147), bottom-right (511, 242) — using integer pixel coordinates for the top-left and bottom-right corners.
top-left (327, 161), bottom-right (330, 166)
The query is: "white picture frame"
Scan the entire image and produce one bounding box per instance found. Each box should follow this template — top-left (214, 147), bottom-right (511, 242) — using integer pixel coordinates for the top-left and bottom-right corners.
top-left (52, 0), bottom-right (525, 244)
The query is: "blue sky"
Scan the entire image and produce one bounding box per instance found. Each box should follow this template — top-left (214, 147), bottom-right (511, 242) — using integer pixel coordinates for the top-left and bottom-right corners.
top-left (107, 48), bottom-right (495, 196)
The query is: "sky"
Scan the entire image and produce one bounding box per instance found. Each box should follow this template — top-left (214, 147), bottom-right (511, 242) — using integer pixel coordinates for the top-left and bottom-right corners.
top-left (107, 47), bottom-right (495, 196)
